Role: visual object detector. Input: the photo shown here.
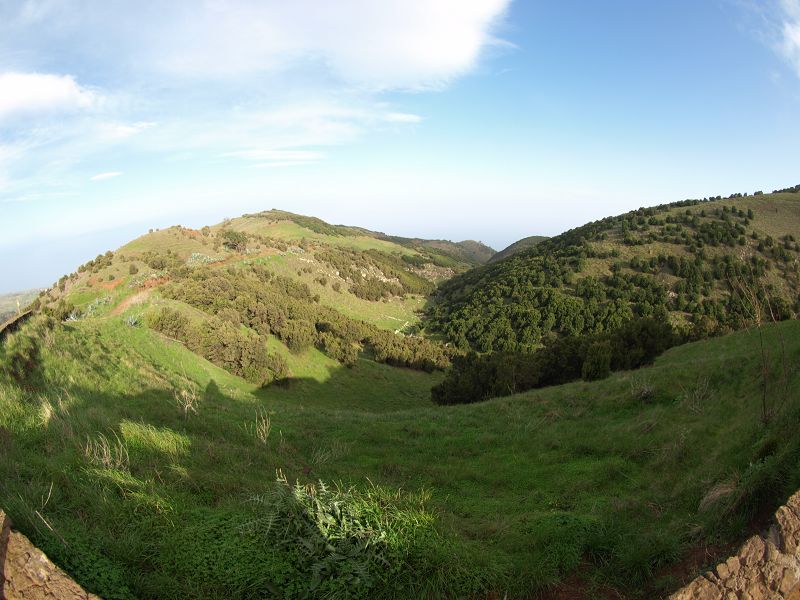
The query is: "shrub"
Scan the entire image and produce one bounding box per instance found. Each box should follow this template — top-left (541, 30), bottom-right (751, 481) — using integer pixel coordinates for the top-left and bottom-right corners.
top-left (129, 264), bottom-right (139, 275)
top-left (221, 230), bottom-right (248, 252)
top-left (147, 307), bottom-right (189, 340)
top-left (582, 340), bottom-right (612, 381)
top-left (278, 320), bottom-right (317, 354)
top-left (45, 299), bottom-right (76, 322)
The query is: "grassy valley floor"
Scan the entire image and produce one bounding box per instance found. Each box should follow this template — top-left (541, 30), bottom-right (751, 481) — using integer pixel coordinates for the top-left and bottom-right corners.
top-left (1, 316), bottom-right (799, 598)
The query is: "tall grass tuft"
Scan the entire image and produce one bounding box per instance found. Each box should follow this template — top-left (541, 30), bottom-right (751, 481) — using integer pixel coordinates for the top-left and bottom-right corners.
top-left (84, 432), bottom-right (130, 471)
top-left (173, 384), bottom-right (199, 419)
top-left (251, 409), bottom-right (272, 444)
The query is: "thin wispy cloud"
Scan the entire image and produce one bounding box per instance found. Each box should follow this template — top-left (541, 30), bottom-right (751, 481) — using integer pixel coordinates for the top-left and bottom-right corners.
top-left (90, 171), bottom-right (122, 181)
top-left (384, 113), bottom-right (423, 123)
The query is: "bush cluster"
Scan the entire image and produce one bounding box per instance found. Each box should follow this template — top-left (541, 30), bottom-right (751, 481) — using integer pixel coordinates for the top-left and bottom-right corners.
top-left (147, 307), bottom-right (287, 385)
top-left (432, 318), bottom-right (678, 405)
top-left (159, 266), bottom-right (451, 373)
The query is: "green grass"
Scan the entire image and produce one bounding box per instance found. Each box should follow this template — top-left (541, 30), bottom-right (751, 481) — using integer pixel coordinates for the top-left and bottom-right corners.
top-left (227, 216), bottom-right (420, 255)
top-left (119, 226), bottom-right (217, 259)
top-left (2, 314), bottom-right (800, 598)
top-left (247, 252), bottom-right (425, 330)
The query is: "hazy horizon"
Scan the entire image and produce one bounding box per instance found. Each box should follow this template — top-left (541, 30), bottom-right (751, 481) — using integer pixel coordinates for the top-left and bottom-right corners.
top-left (3, 0), bottom-right (800, 292)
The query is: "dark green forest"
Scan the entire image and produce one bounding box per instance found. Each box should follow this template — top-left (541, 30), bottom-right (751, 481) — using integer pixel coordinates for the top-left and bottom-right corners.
top-left (429, 193), bottom-right (800, 354)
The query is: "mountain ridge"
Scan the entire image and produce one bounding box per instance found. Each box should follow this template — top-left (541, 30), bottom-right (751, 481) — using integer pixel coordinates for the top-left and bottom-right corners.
top-left (488, 234), bottom-right (549, 263)
top-left (3, 189), bottom-right (800, 599)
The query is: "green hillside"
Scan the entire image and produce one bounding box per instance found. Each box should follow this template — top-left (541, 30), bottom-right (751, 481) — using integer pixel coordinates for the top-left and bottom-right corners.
top-left (3, 196), bottom-right (800, 598)
top-left (2, 305), bottom-right (799, 598)
top-left (488, 234), bottom-right (549, 263)
top-left (379, 236), bottom-right (496, 266)
top-left (43, 210), bottom-right (482, 335)
top-left (429, 190), bottom-right (800, 352)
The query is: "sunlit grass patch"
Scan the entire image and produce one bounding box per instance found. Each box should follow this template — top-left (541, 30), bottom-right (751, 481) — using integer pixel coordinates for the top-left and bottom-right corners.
top-left (120, 420), bottom-right (190, 460)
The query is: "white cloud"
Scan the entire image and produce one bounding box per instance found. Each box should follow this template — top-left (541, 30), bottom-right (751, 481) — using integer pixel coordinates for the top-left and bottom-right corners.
top-left (780, 0), bottom-right (800, 75)
top-left (0, 72), bottom-right (98, 120)
top-left (0, 0), bottom-right (512, 211)
top-left (97, 121), bottom-right (156, 140)
top-left (3, 1), bottom-right (511, 90)
top-left (90, 171), bottom-right (122, 181)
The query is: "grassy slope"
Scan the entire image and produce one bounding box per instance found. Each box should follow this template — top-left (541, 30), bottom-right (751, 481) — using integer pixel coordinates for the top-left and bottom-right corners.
top-left (488, 235), bottom-right (549, 263)
top-left (80, 213), bottom-right (467, 332)
top-left (2, 314), bottom-right (799, 598)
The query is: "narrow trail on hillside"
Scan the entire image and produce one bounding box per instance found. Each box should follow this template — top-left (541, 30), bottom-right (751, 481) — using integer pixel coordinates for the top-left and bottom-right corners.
top-left (110, 289), bottom-right (152, 316)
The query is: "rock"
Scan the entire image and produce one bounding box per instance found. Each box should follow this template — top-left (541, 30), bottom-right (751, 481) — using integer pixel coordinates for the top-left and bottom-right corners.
top-left (776, 504), bottom-right (800, 555)
top-left (670, 490), bottom-right (800, 599)
top-left (1, 509), bottom-right (102, 600)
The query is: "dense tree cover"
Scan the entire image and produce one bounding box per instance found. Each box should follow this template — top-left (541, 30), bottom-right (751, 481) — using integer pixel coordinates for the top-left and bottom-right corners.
top-left (147, 306), bottom-right (288, 385)
top-left (313, 247), bottom-right (436, 300)
top-left (429, 196), bottom-right (800, 352)
top-left (160, 265), bottom-right (452, 373)
top-left (432, 318), bottom-right (677, 405)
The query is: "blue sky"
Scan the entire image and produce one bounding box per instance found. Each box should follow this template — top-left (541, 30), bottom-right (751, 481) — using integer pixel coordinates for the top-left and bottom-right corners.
top-left (2, 0), bottom-right (800, 293)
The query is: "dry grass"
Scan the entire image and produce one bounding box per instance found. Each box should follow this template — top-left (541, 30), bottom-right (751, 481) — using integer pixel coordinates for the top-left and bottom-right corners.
top-left (84, 432), bottom-right (130, 471)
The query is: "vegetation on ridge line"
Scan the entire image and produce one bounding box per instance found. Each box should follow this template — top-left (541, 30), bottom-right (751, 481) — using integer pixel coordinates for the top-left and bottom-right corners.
top-left (429, 191), bottom-right (800, 353)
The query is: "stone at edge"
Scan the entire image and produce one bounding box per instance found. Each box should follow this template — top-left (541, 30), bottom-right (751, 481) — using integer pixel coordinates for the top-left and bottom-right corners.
top-left (669, 490), bottom-right (800, 600)
top-left (1, 509), bottom-right (102, 600)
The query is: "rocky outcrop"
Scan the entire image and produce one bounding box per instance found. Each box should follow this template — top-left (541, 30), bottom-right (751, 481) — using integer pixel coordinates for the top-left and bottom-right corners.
top-left (671, 490), bottom-right (800, 600)
top-left (0, 509), bottom-right (101, 600)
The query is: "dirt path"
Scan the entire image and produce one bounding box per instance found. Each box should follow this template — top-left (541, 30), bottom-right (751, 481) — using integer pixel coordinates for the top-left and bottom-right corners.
top-left (110, 289), bottom-right (152, 316)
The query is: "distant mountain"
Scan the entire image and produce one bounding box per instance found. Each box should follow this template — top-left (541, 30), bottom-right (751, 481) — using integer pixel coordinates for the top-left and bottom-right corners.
top-left (378, 236), bottom-right (495, 265)
top-left (488, 235), bottom-right (549, 263)
top-left (0, 289), bottom-right (40, 323)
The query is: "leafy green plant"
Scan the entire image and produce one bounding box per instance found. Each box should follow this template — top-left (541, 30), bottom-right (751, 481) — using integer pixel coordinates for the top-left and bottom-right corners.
top-left (246, 472), bottom-right (482, 599)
